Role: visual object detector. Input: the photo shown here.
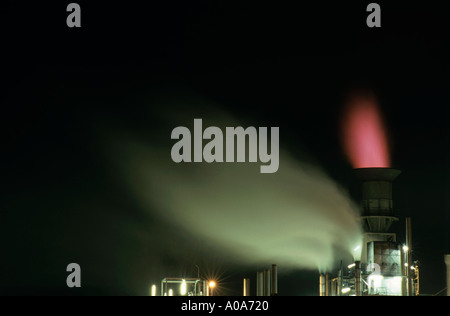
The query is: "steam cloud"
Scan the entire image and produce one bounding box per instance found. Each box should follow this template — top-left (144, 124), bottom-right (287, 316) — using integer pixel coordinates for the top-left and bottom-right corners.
top-left (109, 98), bottom-right (362, 273)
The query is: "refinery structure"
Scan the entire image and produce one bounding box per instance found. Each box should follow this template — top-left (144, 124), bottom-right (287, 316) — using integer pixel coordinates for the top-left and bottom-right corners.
top-left (155, 167), bottom-right (421, 297)
top-left (153, 93), bottom-right (450, 297)
top-left (155, 166), bottom-right (450, 297)
top-left (320, 167), bottom-right (419, 296)
top-left (153, 166), bottom-right (450, 296)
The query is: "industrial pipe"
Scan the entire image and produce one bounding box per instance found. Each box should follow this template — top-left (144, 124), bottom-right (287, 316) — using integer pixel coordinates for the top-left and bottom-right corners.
top-left (271, 264), bottom-right (278, 296)
top-left (264, 269), bottom-right (271, 296)
top-left (319, 273), bottom-right (325, 296)
top-left (243, 278), bottom-right (250, 296)
top-left (406, 217), bottom-right (413, 296)
top-left (355, 261), bottom-right (361, 296)
top-left (256, 272), bottom-right (263, 296)
top-left (445, 255), bottom-right (450, 296)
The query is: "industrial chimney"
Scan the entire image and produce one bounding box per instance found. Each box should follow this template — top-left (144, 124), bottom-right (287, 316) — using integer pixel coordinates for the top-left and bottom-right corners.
top-left (354, 167), bottom-right (401, 233)
top-left (354, 167), bottom-right (406, 295)
top-left (320, 167), bottom-right (409, 295)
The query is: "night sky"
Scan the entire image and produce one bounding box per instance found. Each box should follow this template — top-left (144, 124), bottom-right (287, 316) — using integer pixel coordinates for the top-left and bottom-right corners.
top-left (1, 2), bottom-right (449, 295)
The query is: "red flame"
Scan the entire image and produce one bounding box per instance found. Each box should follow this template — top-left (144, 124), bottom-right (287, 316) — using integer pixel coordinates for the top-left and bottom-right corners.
top-left (341, 93), bottom-right (390, 168)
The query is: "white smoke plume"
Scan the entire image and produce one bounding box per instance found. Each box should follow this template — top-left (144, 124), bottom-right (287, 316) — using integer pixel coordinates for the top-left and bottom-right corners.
top-left (107, 97), bottom-right (362, 273)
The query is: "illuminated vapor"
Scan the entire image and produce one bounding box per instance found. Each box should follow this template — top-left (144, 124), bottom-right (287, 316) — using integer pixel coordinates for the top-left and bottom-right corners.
top-left (109, 98), bottom-right (362, 273)
top-left (341, 93), bottom-right (390, 168)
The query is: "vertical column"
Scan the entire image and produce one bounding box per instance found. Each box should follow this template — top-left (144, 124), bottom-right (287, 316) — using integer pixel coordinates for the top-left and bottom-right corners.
top-left (319, 273), bottom-right (325, 296)
top-left (445, 255), bottom-right (450, 296)
top-left (271, 264), bottom-right (278, 296)
top-left (355, 261), bottom-right (361, 296)
top-left (243, 278), bottom-right (251, 296)
top-left (406, 217), bottom-right (413, 296)
top-left (256, 272), bottom-right (264, 296)
top-left (264, 269), bottom-right (271, 296)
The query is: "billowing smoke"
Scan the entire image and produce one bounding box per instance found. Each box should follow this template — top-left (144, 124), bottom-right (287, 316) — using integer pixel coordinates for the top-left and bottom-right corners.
top-left (108, 97), bottom-right (362, 273)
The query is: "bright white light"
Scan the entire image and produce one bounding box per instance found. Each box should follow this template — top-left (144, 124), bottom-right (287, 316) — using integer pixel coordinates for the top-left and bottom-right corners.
top-left (348, 263), bottom-right (356, 269)
top-left (386, 276), bottom-right (403, 296)
top-left (168, 289), bottom-right (173, 296)
top-left (403, 245), bottom-right (409, 252)
top-left (151, 284), bottom-right (156, 296)
top-left (342, 287), bottom-right (351, 294)
top-left (368, 274), bottom-right (383, 293)
top-left (353, 246), bottom-right (361, 252)
top-left (180, 279), bottom-right (187, 295)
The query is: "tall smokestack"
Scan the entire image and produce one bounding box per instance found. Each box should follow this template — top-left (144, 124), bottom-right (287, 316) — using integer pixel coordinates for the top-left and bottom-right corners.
top-left (354, 168), bottom-right (401, 233)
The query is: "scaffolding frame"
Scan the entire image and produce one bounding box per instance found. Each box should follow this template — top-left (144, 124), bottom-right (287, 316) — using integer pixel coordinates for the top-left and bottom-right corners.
top-left (160, 277), bottom-right (205, 296)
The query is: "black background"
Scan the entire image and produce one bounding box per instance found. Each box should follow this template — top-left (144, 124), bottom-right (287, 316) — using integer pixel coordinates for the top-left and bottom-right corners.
top-left (1, 1), bottom-right (449, 296)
